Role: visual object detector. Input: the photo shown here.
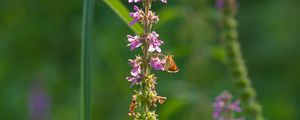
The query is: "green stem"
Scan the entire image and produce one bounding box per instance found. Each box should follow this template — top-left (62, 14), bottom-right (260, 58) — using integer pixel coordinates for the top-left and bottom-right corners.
top-left (81, 0), bottom-right (94, 119)
top-left (140, 0), bottom-right (152, 118)
top-left (222, 0), bottom-right (264, 119)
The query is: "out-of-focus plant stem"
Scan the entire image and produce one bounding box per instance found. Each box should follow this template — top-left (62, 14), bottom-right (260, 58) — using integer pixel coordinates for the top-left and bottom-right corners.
top-left (81, 0), bottom-right (94, 119)
top-left (221, 0), bottom-right (264, 119)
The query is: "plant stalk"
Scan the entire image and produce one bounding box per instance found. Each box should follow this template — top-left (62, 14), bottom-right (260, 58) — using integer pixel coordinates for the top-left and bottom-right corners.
top-left (222, 0), bottom-right (264, 119)
top-left (140, 0), bottom-right (152, 117)
top-left (80, 0), bottom-right (94, 119)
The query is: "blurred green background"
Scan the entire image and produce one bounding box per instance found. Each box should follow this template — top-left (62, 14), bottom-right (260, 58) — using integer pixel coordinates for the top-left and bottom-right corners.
top-left (0, 0), bottom-right (300, 119)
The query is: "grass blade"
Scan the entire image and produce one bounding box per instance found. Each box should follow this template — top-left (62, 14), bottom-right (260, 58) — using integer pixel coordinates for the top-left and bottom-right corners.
top-left (81, 0), bottom-right (94, 119)
top-left (103, 0), bottom-right (143, 34)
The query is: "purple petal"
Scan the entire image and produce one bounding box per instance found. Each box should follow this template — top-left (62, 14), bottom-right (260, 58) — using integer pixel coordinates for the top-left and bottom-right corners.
top-left (129, 19), bottom-right (139, 26)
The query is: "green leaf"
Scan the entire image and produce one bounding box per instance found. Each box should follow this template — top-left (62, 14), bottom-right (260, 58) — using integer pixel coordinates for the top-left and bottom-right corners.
top-left (103, 0), bottom-right (143, 34)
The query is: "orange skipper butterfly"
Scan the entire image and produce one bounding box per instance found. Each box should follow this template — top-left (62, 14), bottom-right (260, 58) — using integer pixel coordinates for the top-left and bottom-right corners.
top-left (164, 54), bottom-right (179, 73)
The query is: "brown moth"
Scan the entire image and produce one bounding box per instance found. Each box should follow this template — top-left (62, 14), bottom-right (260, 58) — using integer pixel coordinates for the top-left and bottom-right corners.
top-left (164, 54), bottom-right (179, 73)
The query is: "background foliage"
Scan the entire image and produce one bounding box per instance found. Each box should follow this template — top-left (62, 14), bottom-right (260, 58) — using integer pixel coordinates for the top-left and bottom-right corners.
top-left (0, 0), bottom-right (299, 119)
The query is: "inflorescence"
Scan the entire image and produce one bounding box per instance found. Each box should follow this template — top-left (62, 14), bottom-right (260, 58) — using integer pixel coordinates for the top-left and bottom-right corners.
top-left (213, 91), bottom-right (243, 120)
top-left (126, 0), bottom-right (178, 119)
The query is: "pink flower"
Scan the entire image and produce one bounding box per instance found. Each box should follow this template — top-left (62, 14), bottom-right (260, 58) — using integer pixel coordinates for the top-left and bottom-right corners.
top-left (126, 76), bottom-right (142, 87)
top-left (213, 91), bottom-right (243, 120)
top-left (127, 35), bottom-right (142, 51)
top-left (148, 32), bottom-right (164, 53)
top-left (128, 56), bottom-right (142, 76)
top-left (128, 0), bottom-right (142, 3)
top-left (161, 0), bottom-right (167, 3)
top-left (228, 100), bottom-right (242, 112)
top-left (129, 0), bottom-right (167, 3)
top-left (150, 57), bottom-right (165, 71)
top-left (148, 11), bottom-right (159, 24)
top-left (129, 5), bottom-right (144, 25)
top-left (127, 56), bottom-right (143, 87)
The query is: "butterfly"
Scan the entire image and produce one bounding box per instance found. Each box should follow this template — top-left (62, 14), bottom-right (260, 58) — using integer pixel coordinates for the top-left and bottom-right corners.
top-left (164, 54), bottom-right (179, 73)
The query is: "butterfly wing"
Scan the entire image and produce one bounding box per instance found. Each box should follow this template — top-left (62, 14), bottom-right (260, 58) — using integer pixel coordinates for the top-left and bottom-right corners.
top-left (165, 55), bottom-right (179, 73)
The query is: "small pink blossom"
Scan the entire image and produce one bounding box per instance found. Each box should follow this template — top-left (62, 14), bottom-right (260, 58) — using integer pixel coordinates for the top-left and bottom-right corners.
top-left (127, 56), bottom-right (143, 87)
top-left (128, 0), bottom-right (142, 3)
top-left (129, 5), bottom-right (144, 25)
top-left (150, 57), bottom-right (165, 71)
top-left (148, 11), bottom-right (159, 24)
top-left (126, 76), bottom-right (142, 87)
top-left (213, 91), bottom-right (243, 120)
top-left (148, 32), bottom-right (164, 53)
top-left (161, 0), bottom-right (167, 3)
top-left (129, 0), bottom-right (167, 3)
top-left (127, 35), bottom-right (142, 51)
top-left (129, 5), bottom-right (159, 25)
top-left (128, 56), bottom-right (142, 76)
top-left (228, 100), bottom-right (242, 112)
